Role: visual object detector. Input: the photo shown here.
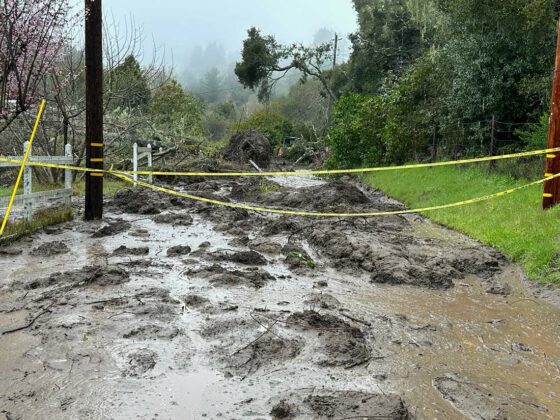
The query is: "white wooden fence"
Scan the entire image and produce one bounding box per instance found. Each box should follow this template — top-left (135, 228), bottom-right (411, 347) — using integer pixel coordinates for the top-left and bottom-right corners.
top-left (132, 142), bottom-right (153, 185)
top-left (0, 143), bottom-right (73, 222)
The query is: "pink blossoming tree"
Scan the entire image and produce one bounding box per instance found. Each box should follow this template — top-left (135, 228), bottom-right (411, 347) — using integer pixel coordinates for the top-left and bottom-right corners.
top-left (0, 0), bottom-right (72, 133)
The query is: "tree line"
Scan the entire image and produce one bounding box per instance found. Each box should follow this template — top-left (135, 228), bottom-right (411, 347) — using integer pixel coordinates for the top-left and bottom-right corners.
top-left (235, 0), bottom-right (560, 170)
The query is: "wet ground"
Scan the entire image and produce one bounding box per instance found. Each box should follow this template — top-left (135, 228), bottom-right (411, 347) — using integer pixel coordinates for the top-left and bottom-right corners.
top-left (1, 174), bottom-right (560, 420)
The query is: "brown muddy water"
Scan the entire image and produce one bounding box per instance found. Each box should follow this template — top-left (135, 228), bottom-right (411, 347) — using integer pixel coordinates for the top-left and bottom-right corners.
top-left (0, 176), bottom-right (559, 420)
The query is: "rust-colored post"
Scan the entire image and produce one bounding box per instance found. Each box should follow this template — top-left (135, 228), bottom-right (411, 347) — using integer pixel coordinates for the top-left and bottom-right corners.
top-left (544, 19), bottom-right (560, 209)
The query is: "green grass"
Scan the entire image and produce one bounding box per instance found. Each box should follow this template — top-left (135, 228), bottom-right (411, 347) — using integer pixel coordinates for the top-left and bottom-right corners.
top-left (72, 178), bottom-right (128, 197)
top-left (0, 186), bottom-right (14, 197)
top-left (364, 166), bottom-right (560, 283)
top-left (0, 207), bottom-right (74, 246)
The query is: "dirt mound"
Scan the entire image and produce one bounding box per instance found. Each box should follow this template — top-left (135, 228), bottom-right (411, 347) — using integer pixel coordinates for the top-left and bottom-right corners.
top-left (30, 241), bottom-right (70, 257)
top-left (248, 181), bottom-right (372, 212)
top-left (111, 188), bottom-right (185, 215)
top-left (222, 130), bottom-right (272, 167)
top-left (227, 335), bottom-right (302, 376)
top-left (28, 265), bottom-right (130, 290)
top-left (271, 390), bottom-right (410, 419)
top-left (287, 311), bottom-right (371, 368)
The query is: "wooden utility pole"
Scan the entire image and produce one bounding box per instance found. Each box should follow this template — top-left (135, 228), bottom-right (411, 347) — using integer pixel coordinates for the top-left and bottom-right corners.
top-left (544, 19), bottom-right (560, 210)
top-left (84, 0), bottom-right (104, 220)
top-left (332, 33), bottom-right (339, 70)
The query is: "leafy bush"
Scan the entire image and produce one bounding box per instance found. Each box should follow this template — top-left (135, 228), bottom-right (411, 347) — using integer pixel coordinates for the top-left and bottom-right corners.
top-left (516, 113), bottom-right (549, 150)
top-left (235, 108), bottom-right (294, 147)
top-left (325, 93), bottom-right (385, 169)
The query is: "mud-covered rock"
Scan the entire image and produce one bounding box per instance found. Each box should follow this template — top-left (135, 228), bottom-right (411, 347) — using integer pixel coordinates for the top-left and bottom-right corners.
top-left (123, 349), bottom-right (157, 377)
top-left (209, 250), bottom-right (267, 266)
top-left (30, 241), bottom-right (70, 257)
top-left (249, 238), bottom-right (283, 255)
top-left (153, 213), bottom-right (193, 226)
top-left (91, 221), bottom-right (131, 238)
top-left (262, 217), bottom-right (301, 237)
top-left (226, 335), bottom-right (302, 376)
top-left (270, 400), bottom-right (296, 419)
top-left (288, 311), bottom-right (370, 368)
top-left (112, 246), bottom-right (149, 256)
top-left (183, 294), bottom-right (210, 308)
top-left (304, 293), bottom-right (340, 310)
top-left (485, 280), bottom-right (512, 296)
top-left (167, 246), bottom-right (192, 257)
top-left (283, 244), bottom-right (315, 270)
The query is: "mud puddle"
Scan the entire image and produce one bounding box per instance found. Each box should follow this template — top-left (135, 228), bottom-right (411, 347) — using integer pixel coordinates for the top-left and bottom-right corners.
top-left (1, 175), bottom-right (560, 419)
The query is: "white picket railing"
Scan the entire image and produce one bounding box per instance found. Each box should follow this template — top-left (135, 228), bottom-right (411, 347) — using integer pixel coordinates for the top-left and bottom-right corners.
top-left (132, 142), bottom-right (153, 186)
top-left (0, 143), bottom-right (73, 222)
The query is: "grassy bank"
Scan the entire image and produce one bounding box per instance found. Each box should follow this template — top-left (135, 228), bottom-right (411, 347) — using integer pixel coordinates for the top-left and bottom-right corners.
top-left (364, 166), bottom-right (560, 283)
top-left (0, 207), bottom-right (73, 246)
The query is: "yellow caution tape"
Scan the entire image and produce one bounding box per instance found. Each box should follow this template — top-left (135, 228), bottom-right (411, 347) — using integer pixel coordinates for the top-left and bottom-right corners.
top-left (111, 171), bottom-right (560, 218)
top-left (0, 100), bottom-right (46, 235)
top-left (1, 147), bottom-right (560, 178)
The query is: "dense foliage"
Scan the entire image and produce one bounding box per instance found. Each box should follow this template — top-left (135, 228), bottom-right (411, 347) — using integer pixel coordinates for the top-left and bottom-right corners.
top-left (327, 0), bottom-right (559, 168)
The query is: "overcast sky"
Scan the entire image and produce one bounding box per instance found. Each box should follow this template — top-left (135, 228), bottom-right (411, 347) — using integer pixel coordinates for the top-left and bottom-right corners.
top-left (100, 0), bottom-right (358, 67)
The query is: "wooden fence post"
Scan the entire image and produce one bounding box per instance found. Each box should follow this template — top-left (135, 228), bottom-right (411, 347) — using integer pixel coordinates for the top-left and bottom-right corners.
top-left (132, 142), bottom-right (138, 187)
top-left (147, 144), bottom-right (153, 184)
top-left (544, 19), bottom-right (560, 209)
top-left (22, 142), bottom-right (32, 222)
top-left (65, 144), bottom-right (73, 207)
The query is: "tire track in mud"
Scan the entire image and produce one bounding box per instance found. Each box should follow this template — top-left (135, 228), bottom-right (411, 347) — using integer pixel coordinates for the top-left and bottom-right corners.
top-left (0, 175), bottom-right (560, 419)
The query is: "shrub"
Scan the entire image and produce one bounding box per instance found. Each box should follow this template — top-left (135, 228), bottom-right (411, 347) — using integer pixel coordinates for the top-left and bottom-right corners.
top-left (325, 93), bottom-right (386, 169)
top-left (236, 108), bottom-right (294, 147)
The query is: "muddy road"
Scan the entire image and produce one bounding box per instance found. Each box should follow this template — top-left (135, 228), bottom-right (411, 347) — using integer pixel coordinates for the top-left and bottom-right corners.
top-left (1, 175), bottom-right (560, 420)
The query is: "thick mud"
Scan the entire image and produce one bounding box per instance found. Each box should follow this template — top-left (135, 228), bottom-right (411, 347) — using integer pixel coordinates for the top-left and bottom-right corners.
top-left (1, 175), bottom-right (560, 419)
